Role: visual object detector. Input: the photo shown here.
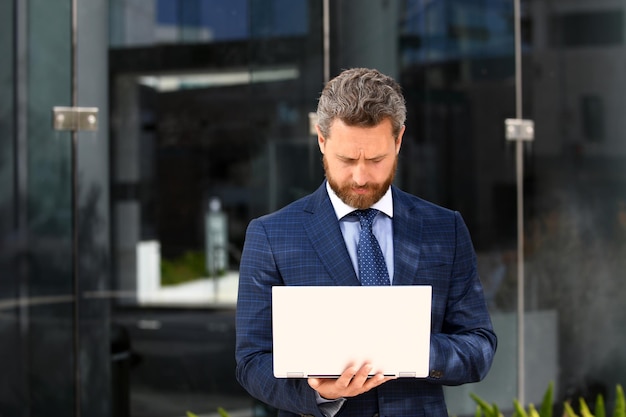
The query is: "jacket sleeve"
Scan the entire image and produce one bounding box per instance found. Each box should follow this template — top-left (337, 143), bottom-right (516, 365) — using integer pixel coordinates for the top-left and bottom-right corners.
top-left (235, 218), bottom-right (325, 417)
top-left (427, 211), bottom-right (498, 385)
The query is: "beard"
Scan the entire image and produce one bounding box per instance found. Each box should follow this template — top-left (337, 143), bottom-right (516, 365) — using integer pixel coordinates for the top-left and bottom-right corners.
top-left (324, 156), bottom-right (397, 209)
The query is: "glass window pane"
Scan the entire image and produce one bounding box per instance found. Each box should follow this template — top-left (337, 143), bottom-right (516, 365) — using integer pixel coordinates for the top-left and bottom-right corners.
top-left (0, 0), bottom-right (18, 412)
top-left (109, 1), bottom-right (320, 415)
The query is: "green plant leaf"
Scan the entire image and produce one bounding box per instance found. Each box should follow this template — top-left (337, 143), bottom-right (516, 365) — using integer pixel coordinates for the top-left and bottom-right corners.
top-left (217, 407), bottom-right (230, 417)
top-left (579, 398), bottom-right (594, 417)
top-left (470, 393), bottom-right (498, 417)
top-left (470, 393), bottom-right (504, 417)
top-left (596, 394), bottom-right (606, 417)
top-left (614, 385), bottom-right (625, 417)
top-left (494, 403), bottom-right (503, 417)
top-left (514, 399), bottom-right (529, 417)
top-left (565, 402), bottom-right (580, 417)
top-left (540, 381), bottom-right (554, 417)
top-left (530, 403), bottom-right (541, 417)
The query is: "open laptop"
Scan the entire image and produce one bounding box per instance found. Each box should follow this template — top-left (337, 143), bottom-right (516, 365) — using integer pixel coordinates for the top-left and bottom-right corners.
top-left (272, 285), bottom-right (432, 378)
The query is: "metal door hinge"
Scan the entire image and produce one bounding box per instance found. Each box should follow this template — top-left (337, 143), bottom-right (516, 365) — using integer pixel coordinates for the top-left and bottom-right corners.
top-left (52, 106), bottom-right (99, 131)
top-left (505, 118), bottom-right (534, 141)
top-left (308, 112), bottom-right (318, 136)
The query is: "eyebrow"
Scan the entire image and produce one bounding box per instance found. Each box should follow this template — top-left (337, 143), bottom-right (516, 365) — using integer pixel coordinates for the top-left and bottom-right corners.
top-left (336, 153), bottom-right (387, 162)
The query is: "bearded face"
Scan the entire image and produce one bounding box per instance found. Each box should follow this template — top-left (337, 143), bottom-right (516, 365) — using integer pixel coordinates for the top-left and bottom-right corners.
top-left (324, 155), bottom-right (397, 209)
top-left (318, 118), bottom-right (403, 210)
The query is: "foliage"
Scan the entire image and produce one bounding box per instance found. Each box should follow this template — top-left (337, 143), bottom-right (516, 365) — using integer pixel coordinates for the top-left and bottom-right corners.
top-left (617, 385), bottom-right (626, 417)
top-left (562, 385), bottom-right (624, 417)
top-left (161, 250), bottom-right (207, 285)
top-left (186, 407), bottom-right (230, 417)
top-left (471, 383), bottom-right (625, 417)
top-left (470, 381), bottom-right (552, 417)
top-left (470, 391), bottom-right (504, 417)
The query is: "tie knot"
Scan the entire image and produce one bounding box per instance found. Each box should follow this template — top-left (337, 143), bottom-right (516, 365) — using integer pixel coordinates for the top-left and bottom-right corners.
top-left (355, 208), bottom-right (379, 228)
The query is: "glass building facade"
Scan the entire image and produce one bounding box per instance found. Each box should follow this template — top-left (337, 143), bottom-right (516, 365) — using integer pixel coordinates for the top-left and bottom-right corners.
top-left (1, 0), bottom-right (626, 416)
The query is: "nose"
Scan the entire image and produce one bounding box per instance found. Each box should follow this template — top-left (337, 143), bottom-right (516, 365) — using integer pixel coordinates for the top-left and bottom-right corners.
top-left (352, 161), bottom-right (368, 186)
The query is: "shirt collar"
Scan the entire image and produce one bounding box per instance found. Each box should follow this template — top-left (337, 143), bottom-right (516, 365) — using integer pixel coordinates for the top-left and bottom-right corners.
top-left (325, 181), bottom-right (393, 220)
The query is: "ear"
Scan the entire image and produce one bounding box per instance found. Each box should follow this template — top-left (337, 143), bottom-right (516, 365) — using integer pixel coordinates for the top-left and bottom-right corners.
top-left (316, 125), bottom-right (326, 154)
top-left (395, 125), bottom-right (406, 155)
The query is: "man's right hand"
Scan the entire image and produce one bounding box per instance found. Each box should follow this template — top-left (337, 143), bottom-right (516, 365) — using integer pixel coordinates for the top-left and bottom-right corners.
top-left (307, 363), bottom-right (395, 400)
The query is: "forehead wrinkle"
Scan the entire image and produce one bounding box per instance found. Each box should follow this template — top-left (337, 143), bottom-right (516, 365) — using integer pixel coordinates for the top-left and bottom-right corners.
top-left (335, 149), bottom-right (361, 161)
top-left (336, 148), bottom-right (388, 161)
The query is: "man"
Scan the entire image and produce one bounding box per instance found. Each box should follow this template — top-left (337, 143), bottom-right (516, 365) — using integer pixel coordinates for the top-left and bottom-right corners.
top-left (235, 68), bottom-right (497, 417)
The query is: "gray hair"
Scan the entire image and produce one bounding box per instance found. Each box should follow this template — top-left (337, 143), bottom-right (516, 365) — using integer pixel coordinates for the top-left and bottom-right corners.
top-left (316, 68), bottom-right (406, 139)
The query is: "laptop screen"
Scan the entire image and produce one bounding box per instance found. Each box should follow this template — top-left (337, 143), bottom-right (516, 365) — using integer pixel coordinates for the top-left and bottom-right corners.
top-left (272, 285), bottom-right (432, 378)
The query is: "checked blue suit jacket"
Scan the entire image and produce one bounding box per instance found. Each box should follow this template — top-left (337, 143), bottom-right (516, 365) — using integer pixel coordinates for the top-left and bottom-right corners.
top-left (235, 182), bottom-right (497, 417)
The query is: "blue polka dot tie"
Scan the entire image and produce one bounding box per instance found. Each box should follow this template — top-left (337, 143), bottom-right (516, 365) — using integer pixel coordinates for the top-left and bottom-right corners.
top-left (355, 209), bottom-right (391, 286)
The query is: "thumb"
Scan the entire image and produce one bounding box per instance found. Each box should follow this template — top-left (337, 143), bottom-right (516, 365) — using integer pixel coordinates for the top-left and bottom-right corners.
top-left (307, 378), bottom-right (321, 389)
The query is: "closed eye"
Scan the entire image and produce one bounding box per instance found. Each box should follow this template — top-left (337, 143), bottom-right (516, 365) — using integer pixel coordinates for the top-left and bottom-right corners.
top-left (336, 155), bottom-right (386, 164)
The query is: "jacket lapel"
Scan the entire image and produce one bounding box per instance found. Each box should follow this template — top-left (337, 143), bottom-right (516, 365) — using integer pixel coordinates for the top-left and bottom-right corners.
top-left (303, 184), bottom-right (360, 286)
top-left (391, 187), bottom-right (423, 286)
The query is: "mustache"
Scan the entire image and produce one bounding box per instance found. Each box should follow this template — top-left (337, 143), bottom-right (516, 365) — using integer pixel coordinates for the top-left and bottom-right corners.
top-left (350, 183), bottom-right (375, 190)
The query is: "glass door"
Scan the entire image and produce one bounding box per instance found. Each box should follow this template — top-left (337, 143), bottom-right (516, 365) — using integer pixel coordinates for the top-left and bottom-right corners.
top-left (108, 1), bottom-right (323, 416)
top-left (2, 1), bottom-right (75, 415)
top-left (1, 0), bottom-right (110, 416)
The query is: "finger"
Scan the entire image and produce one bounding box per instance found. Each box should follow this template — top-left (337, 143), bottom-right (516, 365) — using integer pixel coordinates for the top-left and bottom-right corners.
top-left (337, 366), bottom-right (358, 388)
top-left (363, 373), bottom-right (394, 391)
top-left (350, 364), bottom-right (373, 386)
top-left (356, 363), bottom-right (373, 377)
top-left (307, 378), bottom-right (321, 389)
